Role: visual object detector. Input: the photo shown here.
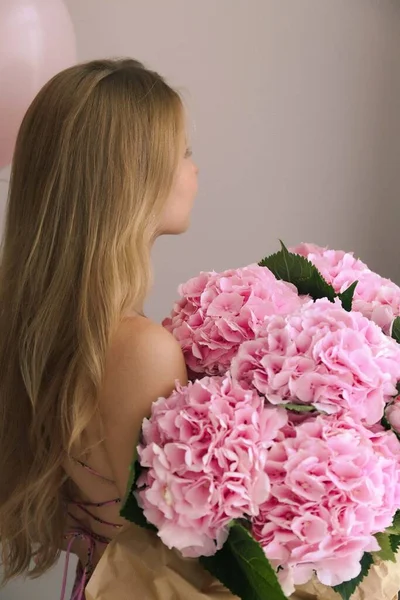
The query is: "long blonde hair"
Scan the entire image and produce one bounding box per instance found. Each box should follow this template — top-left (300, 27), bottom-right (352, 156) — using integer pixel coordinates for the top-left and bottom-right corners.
top-left (0, 58), bottom-right (184, 581)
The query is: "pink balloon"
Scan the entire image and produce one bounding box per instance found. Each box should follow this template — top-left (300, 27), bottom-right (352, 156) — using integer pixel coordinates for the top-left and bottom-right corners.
top-left (0, 0), bottom-right (77, 169)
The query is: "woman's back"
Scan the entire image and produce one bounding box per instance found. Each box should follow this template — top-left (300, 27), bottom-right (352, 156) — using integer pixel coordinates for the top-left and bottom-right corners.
top-left (61, 315), bottom-right (188, 596)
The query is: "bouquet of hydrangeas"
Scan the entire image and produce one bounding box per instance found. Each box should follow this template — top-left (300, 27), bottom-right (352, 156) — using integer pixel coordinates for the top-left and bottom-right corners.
top-left (121, 242), bottom-right (400, 600)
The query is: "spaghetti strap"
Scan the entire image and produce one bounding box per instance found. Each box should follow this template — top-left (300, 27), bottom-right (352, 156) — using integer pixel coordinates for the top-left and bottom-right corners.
top-left (61, 530), bottom-right (96, 600)
top-left (71, 497), bottom-right (121, 509)
top-left (61, 458), bottom-right (122, 600)
top-left (69, 457), bottom-right (116, 484)
top-left (70, 503), bottom-right (123, 529)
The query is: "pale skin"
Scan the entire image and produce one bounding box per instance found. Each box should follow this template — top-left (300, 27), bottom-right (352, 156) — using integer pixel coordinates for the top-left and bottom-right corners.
top-left (100, 317), bottom-right (188, 498)
top-left (63, 137), bottom-right (199, 565)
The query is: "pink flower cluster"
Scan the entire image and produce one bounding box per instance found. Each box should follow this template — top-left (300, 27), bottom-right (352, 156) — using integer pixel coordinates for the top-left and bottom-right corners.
top-left (163, 265), bottom-right (302, 376)
top-left (252, 414), bottom-right (400, 594)
top-left (231, 298), bottom-right (400, 425)
top-left (137, 376), bottom-right (287, 558)
top-left (291, 243), bottom-right (400, 333)
top-left (138, 249), bottom-right (400, 593)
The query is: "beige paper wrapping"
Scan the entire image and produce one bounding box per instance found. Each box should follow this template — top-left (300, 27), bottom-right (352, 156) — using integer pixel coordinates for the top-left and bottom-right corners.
top-left (85, 525), bottom-right (400, 600)
top-left (85, 525), bottom-right (237, 600)
top-left (290, 553), bottom-right (400, 600)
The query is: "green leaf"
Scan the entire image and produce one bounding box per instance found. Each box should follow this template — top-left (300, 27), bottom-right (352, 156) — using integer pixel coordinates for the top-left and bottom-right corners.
top-left (120, 452), bottom-right (156, 532)
top-left (374, 532), bottom-right (396, 562)
top-left (333, 552), bottom-right (373, 600)
top-left (385, 511), bottom-right (400, 535)
top-left (285, 403), bottom-right (317, 413)
top-left (392, 317), bottom-right (400, 344)
top-left (122, 446), bottom-right (139, 508)
top-left (338, 281), bottom-right (358, 312)
top-left (259, 241), bottom-right (336, 301)
top-left (392, 511), bottom-right (400, 534)
top-left (390, 534), bottom-right (400, 554)
top-left (200, 522), bottom-right (288, 600)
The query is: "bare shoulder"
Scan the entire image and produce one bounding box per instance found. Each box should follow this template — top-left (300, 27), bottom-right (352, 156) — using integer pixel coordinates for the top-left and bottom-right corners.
top-left (111, 315), bottom-right (186, 369)
top-left (104, 315), bottom-right (188, 403)
top-left (99, 316), bottom-right (187, 495)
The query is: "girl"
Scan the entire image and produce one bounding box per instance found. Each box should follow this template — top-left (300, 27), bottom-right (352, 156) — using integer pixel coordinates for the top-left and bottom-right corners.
top-left (0, 58), bottom-right (198, 599)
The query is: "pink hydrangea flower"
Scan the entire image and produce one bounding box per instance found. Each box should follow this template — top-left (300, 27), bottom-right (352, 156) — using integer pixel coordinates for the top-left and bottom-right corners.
top-left (386, 397), bottom-right (400, 434)
top-left (231, 298), bottom-right (400, 425)
top-left (291, 243), bottom-right (400, 333)
top-left (252, 413), bottom-right (400, 594)
top-left (137, 376), bottom-right (288, 558)
top-left (290, 243), bottom-right (369, 284)
top-left (163, 265), bottom-right (302, 376)
top-left (351, 272), bottom-right (400, 333)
